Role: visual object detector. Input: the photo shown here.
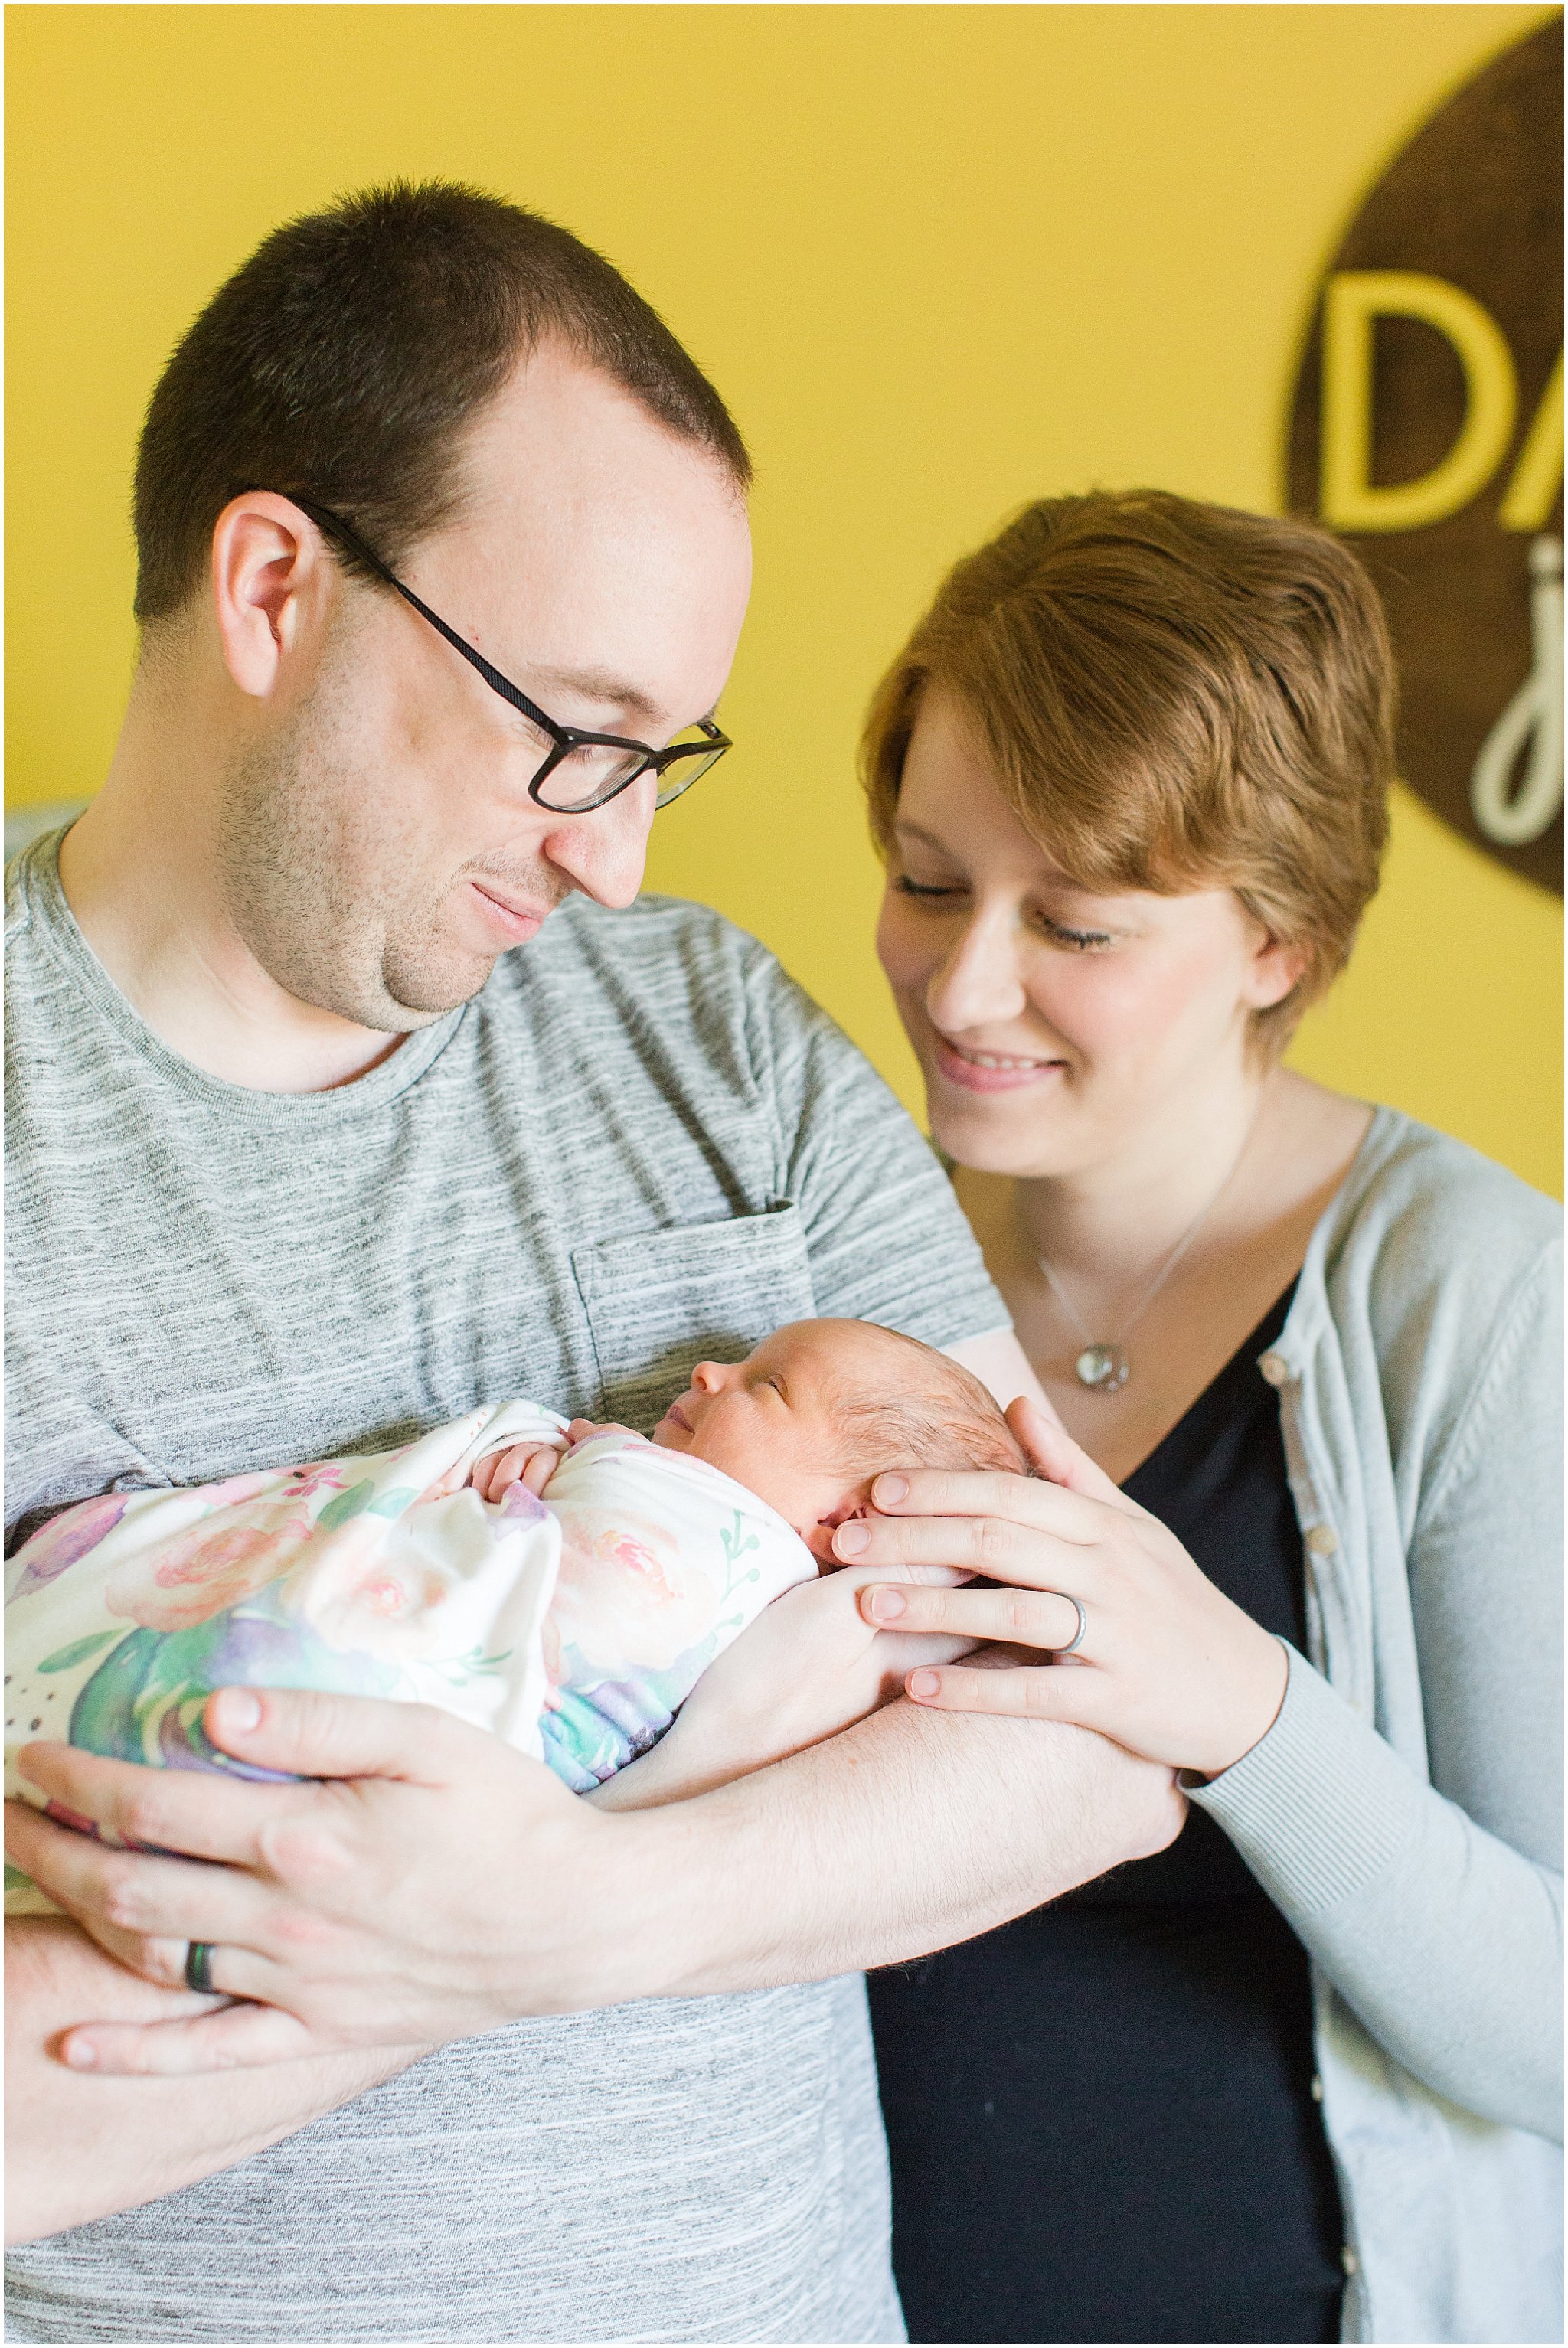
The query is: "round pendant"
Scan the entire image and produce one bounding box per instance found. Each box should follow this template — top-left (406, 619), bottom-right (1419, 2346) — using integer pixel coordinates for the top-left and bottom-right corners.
top-left (1075, 1343), bottom-right (1130, 1393)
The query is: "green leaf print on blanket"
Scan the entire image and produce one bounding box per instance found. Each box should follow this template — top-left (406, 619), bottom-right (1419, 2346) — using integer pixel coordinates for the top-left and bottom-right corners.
top-left (67, 1595), bottom-right (401, 1779)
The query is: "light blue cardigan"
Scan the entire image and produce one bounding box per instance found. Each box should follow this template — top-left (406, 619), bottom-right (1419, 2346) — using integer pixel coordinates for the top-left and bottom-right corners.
top-left (1189, 1107), bottom-right (1562, 2343)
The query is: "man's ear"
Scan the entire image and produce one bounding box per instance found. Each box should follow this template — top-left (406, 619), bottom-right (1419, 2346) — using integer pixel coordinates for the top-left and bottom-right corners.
top-left (805, 1494), bottom-right (871, 1569)
top-left (210, 492), bottom-right (332, 700)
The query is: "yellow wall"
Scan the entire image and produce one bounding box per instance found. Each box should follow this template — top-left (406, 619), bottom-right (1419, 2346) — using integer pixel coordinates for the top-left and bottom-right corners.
top-left (8, 2), bottom-right (1560, 1195)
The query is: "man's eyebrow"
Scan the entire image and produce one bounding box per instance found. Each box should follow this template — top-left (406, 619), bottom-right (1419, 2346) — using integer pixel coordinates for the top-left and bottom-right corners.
top-left (525, 665), bottom-right (672, 730)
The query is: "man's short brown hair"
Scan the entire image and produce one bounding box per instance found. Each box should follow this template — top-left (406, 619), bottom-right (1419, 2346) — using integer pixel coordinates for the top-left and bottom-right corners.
top-left (132, 180), bottom-right (750, 624)
top-left (861, 491), bottom-right (1396, 1052)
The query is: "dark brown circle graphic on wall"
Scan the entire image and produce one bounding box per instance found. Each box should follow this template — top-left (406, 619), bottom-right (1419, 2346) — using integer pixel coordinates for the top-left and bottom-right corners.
top-left (1288, 20), bottom-right (1563, 894)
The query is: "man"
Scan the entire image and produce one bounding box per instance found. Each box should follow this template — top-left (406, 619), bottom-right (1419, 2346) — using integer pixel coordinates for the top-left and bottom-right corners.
top-left (5, 184), bottom-right (1181, 2341)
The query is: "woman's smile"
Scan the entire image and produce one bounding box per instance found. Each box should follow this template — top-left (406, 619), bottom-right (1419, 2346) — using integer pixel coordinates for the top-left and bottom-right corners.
top-left (931, 1027), bottom-right (1068, 1093)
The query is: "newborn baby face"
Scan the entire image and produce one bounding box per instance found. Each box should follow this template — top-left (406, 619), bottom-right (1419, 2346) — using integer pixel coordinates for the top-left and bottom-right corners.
top-left (652, 1319), bottom-right (890, 1550)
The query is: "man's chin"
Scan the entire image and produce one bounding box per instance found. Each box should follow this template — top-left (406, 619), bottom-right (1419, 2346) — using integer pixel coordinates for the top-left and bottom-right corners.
top-left (375, 936), bottom-right (515, 1026)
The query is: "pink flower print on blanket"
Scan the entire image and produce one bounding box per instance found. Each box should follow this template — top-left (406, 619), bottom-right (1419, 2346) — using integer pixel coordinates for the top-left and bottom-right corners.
top-left (106, 1520), bottom-right (309, 1634)
top-left (547, 1506), bottom-right (720, 1676)
top-left (291, 1515), bottom-right (470, 1670)
top-left (103, 1490), bottom-right (312, 1633)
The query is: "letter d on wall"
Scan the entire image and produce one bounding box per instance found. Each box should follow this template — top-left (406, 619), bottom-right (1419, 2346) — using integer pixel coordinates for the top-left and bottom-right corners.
top-left (1287, 23), bottom-right (1560, 892)
top-left (1321, 271), bottom-right (1517, 533)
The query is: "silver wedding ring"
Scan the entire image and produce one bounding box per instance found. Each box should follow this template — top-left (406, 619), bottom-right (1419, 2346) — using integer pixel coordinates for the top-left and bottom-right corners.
top-left (1049, 1593), bottom-right (1087, 1656)
top-left (184, 1941), bottom-right (216, 1994)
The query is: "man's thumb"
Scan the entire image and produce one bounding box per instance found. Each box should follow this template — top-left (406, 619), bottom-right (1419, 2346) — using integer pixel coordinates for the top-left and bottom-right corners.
top-left (202, 1685), bottom-right (457, 1785)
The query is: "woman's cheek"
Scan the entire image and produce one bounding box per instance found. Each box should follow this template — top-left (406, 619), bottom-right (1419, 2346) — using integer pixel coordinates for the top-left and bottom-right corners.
top-left (874, 890), bottom-right (933, 995)
top-left (875, 899), bottom-right (944, 1060)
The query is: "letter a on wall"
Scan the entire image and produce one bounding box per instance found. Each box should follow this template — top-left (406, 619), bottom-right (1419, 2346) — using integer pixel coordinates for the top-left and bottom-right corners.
top-left (1288, 21), bottom-right (1563, 893)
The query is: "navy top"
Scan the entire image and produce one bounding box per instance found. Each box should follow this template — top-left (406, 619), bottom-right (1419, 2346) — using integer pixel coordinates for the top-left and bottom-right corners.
top-left (867, 1285), bottom-right (1346, 2345)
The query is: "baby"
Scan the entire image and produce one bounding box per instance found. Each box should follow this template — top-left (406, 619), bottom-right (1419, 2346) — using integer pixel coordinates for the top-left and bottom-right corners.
top-left (5, 1318), bottom-right (1024, 1910)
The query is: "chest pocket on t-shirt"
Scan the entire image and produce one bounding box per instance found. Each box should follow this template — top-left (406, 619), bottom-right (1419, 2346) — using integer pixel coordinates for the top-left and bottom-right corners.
top-left (570, 1202), bottom-right (816, 1431)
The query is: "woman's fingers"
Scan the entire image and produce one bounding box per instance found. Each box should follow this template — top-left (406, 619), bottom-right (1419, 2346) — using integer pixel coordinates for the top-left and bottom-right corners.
top-left (858, 1581), bottom-right (1085, 1652)
top-left (866, 1464), bottom-right (1106, 1541)
top-left (904, 1661), bottom-right (1109, 1723)
top-left (1006, 1397), bottom-right (1138, 1514)
top-left (833, 1505), bottom-right (1089, 1583)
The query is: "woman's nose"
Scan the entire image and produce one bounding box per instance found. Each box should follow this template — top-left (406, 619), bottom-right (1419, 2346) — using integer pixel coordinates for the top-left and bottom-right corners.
top-left (924, 906), bottom-right (1031, 1033)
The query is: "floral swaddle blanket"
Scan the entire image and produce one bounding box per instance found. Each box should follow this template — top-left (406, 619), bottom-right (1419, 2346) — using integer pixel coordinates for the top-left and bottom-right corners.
top-left (5, 1404), bottom-right (817, 1913)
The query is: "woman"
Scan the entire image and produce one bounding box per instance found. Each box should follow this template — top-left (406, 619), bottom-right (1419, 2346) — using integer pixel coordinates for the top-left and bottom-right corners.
top-left (825, 491), bottom-right (1562, 2346)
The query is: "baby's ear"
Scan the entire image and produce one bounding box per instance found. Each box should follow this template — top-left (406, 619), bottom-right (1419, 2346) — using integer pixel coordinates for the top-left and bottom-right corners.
top-left (806, 1494), bottom-right (870, 1570)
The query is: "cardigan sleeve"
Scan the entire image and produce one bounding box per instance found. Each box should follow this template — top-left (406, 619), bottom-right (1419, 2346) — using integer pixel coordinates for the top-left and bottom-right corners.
top-left (1189, 1243), bottom-right (1563, 2144)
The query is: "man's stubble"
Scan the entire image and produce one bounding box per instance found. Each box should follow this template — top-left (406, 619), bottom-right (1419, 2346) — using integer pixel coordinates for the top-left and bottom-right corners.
top-left (217, 658), bottom-right (567, 1034)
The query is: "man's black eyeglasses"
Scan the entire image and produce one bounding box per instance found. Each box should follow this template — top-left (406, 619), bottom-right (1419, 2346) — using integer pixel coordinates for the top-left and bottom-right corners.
top-left (281, 494), bottom-right (732, 814)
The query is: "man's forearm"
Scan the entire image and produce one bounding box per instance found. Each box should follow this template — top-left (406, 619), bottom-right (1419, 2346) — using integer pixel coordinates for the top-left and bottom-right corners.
top-left (6, 1919), bottom-right (422, 2243)
top-left (629, 1690), bottom-right (1183, 2000)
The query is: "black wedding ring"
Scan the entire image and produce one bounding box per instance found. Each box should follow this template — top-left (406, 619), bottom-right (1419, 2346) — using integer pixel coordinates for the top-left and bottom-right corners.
top-left (184, 1940), bottom-right (216, 1994)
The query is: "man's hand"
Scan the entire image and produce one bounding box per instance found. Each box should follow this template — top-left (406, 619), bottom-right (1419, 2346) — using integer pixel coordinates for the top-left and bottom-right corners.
top-left (8, 1915), bottom-right (425, 2242)
top-left (5, 1689), bottom-right (680, 2075)
top-left (6, 1667), bottom-right (1182, 2080)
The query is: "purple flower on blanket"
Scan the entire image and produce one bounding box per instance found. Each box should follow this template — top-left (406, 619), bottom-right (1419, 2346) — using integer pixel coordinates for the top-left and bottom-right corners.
top-left (8, 1494), bottom-right (132, 1598)
top-left (494, 1480), bottom-right (549, 1530)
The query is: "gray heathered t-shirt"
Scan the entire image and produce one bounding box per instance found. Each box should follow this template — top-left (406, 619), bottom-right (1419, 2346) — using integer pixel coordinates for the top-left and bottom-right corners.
top-left (4, 832), bottom-right (1006, 2345)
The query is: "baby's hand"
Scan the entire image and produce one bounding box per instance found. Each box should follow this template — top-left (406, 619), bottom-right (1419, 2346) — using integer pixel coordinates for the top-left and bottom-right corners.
top-left (470, 1442), bottom-right (565, 1504)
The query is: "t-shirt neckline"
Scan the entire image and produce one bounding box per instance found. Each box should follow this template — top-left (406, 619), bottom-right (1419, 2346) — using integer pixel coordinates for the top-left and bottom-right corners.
top-left (16, 826), bottom-right (472, 1125)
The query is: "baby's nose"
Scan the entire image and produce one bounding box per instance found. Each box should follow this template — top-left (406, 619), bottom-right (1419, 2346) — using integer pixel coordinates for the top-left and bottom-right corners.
top-left (690, 1360), bottom-right (726, 1392)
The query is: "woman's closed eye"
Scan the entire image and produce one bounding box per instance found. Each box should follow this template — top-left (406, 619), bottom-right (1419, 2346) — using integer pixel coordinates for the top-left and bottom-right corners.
top-left (1029, 912), bottom-right (1116, 952)
top-left (892, 874), bottom-right (1113, 952)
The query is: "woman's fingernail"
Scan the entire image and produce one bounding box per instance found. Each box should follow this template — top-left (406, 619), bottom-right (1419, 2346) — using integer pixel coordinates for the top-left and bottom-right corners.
top-left (867, 1587), bottom-right (906, 1621)
top-left (212, 1688), bottom-right (262, 1734)
top-left (874, 1474), bottom-right (909, 1506)
top-left (908, 1670), bottom-right (942, 1700)
top-left (62, 2037), bottom-right (99, 2069)
top-left (835, 1521), bottom-right (871, 1557)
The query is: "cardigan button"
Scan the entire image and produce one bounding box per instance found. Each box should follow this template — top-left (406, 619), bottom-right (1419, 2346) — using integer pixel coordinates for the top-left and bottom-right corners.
top-left (1341, 2247), bottom-right (1361, 2277)
top-left (1257, 1350), bottom-right (1290, 1386)
top-left (1310, 2073), bottom-right (1325, 2102)
top-left (1306, 1524), bottom-right (1339, 1556)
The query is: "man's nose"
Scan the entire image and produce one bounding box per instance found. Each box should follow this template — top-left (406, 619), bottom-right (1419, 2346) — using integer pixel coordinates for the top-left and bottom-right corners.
top-left (539, 782), bottom-right (655, 911)
top-left (924, 903), bottom-right (1031, 1032)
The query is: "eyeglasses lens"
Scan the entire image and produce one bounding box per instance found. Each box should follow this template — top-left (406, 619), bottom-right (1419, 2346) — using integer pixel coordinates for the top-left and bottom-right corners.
top-left (534, 743), bottom-right (651, 814)
top-left (653, 746), bottom-right (727, 809)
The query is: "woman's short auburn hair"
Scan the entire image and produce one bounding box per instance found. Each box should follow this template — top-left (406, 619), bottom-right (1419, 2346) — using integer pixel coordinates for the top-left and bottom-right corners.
top-left (861, 490), bottom-right (1397, 1053)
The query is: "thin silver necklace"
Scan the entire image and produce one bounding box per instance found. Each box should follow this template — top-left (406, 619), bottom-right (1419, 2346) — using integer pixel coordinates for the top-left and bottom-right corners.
top-left (1034, 1115), bottom-right (1259, 1394)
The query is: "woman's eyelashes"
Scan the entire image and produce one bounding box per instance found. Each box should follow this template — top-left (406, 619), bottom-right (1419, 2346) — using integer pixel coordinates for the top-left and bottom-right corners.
top-left (1032, 913), bottom-right (1116, 952)
top-left (890, 873), bottom-right (1114, 952)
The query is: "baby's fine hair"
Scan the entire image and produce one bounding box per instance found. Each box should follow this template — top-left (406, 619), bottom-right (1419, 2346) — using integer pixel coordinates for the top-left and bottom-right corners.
top-left (831, 1325), bottom-right (1031, 1481)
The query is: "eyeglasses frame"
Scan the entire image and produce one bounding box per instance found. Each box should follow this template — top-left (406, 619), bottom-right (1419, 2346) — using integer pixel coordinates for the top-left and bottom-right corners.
top-left (266, 491), bottom-right (733, 814)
